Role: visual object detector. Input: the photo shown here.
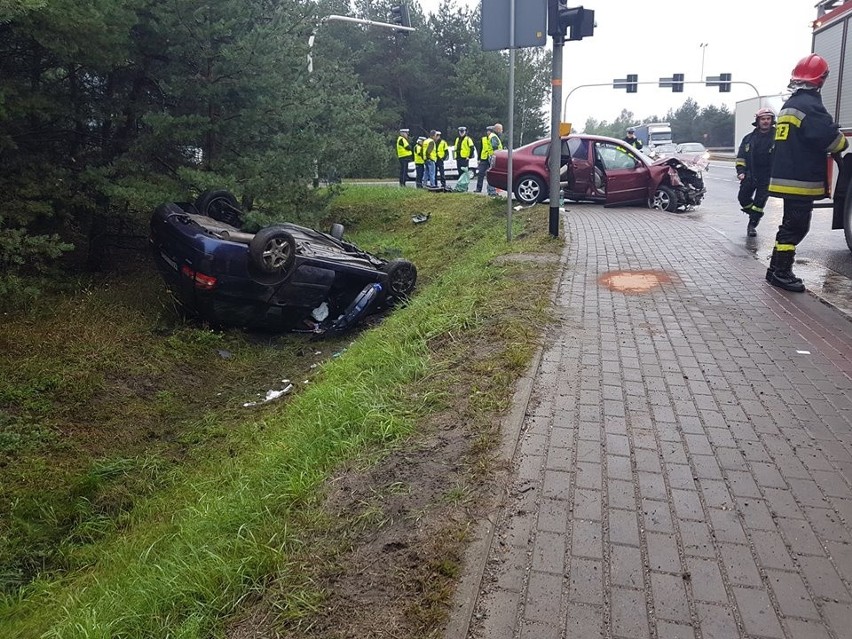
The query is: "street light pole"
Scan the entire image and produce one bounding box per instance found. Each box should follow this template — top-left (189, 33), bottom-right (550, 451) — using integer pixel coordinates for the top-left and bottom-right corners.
top-left (307, 14), bottom-right (415, 187)
top-left (699, 42), bottom-right (708, 81)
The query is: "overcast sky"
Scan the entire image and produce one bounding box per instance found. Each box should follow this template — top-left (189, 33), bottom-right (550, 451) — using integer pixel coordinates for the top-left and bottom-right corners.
top-left (413, 0), bottom-right (818, 131)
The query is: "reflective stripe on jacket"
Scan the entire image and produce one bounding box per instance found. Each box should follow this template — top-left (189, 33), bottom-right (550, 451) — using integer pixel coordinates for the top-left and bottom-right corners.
top-left (768, 89), bottom-right (848, 200)
top-left (397, 135), bottom-right (412, 159)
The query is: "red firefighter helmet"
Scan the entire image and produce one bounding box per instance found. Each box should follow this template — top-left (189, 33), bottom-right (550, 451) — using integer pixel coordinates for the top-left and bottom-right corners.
top-left (790, 54), bottom-right (829, 88)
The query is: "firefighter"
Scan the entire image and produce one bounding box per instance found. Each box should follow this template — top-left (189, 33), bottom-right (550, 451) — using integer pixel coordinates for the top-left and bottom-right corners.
top-left (413, 136), bottom-right (426, 189)
top-left (434, 131), bottom-right (448, 189)
top-left (767, 54), bottom-right (848, 292)
top-left (396, 128), bottom-right (413, 187)
top-left (736, 108), bottom-right (776, 237)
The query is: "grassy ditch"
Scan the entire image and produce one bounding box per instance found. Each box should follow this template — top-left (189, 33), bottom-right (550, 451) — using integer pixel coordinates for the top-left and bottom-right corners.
top-left (0, 187), bottom-right (562, 637)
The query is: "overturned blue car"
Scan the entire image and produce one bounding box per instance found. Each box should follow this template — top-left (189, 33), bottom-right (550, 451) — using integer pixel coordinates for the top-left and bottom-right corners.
top-left (149, 190), bottom-right (417, 334)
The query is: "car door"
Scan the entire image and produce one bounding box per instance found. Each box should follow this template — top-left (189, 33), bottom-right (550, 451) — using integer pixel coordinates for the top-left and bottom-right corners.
top-left (563, 137), bottom-right (594, 198)
top-left (594, 142), bottom-right (650, 205)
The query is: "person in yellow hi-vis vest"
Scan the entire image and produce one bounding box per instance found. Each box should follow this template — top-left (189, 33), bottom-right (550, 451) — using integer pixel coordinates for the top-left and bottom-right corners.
top-left (453, 126), bottom-right (476, 192)
top-left (434, 131), bottom-right (449, 188)
top-left (413, 136), bottom-right (426, 189)
top-left (396, 128), bottom-right (413, 187)
top-left (476, 126), bottom-right (494, 193)
top-left (422, 130), bottom-right (438, 188)
top-left (486, 123), bottom-right (504, 196)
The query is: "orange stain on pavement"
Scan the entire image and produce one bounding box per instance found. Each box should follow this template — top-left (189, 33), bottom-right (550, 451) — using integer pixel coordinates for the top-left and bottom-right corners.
top-left (598, 270), bottom-right (673, 294)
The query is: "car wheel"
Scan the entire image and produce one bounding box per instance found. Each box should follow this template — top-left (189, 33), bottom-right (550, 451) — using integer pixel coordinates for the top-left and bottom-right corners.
top-left (383, 259), bottom-right (417, 299)
top-left (330, 223), bottom-right (344, 240)
top-left (195, 190), bottom-right (243, 227)
top-left (652, 185), bottom-right (678, 212)
top-left (249, 227), bottom-right (296, 276)
top-left (514, 175), bottom-right (546, 205)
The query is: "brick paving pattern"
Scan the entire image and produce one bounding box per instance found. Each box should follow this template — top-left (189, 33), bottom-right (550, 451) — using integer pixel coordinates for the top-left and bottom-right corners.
top-left (466, 208), bottom-right (852, 639)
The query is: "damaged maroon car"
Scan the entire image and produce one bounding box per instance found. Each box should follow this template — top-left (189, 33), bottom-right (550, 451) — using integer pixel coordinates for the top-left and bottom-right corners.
top-left (487, 134), bottom-right (706, 212)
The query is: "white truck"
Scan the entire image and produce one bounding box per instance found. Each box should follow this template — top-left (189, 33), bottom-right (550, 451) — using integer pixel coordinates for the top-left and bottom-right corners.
top-left (813, 0), bottom-right (852, 251)
top-left (633, 122), bottom-right (673, 151)
top-left (734, 95), bottom-right (786, 153)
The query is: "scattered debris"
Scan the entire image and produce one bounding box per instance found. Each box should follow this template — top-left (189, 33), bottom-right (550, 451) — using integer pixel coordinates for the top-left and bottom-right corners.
top-left (243, 382), bottom-right (294, 407)
top-left (412, 213), bottom-right (430, 224)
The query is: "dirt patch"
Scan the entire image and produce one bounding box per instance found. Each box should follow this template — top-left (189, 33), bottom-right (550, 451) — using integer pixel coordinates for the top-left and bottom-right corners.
top-left (227, 406), bottom-right (491, 639)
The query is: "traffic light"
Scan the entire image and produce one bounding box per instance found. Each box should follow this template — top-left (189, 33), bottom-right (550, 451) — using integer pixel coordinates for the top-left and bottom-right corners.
top-left (613, 74), bottom-right (638, 93)
top-left (390, 4), bottom-right (411, 28)
top-left (659, 73), bottom-right (684, 92)
top-left (706, 72), bottom-right (732, 92)
top-left (548, 1), bottom-right (595, 41)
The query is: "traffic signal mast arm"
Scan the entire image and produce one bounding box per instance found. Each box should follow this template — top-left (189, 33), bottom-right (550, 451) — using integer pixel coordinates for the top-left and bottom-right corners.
top-left (562, 79), bottom-right (759, 119)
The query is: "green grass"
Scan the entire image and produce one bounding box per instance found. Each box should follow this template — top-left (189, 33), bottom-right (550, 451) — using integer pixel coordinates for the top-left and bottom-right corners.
top-left (0, 188), bottom-right (561, 637)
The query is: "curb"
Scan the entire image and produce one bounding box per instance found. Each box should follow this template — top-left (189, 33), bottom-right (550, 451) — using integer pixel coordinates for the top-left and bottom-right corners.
top-left (444, 218), bottom-right (572, 639)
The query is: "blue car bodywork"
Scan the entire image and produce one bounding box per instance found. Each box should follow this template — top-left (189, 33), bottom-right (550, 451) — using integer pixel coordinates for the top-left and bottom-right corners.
top-left (149, 193), bottom-right (417, 333)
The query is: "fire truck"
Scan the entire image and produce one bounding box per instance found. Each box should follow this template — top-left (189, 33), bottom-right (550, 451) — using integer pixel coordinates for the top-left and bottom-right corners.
top-left (813, 1), bottom-right (852, 251)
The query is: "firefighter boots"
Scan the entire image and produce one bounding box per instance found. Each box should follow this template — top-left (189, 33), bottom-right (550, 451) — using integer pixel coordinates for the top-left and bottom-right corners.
top-left (767, 249), bottom-right (805, 292)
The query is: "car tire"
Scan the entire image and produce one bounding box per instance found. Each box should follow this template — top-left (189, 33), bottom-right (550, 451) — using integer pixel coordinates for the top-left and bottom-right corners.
top-left (330, 223), bottom-right (344, 240)
top-left (514, 174), bottom-right (546, 205)
top-left (383, 259), bottom-right (417, 299)
top-left (249, 227), bottom-right (297, 276)
top-left (652, 185), bottom-right (678, 212)
top-left (195, 190), bottom-right (243, 227)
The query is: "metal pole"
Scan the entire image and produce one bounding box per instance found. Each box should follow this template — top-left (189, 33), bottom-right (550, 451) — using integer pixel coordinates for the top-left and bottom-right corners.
top-left (700, 43), bottom-right (708, 81)
top-left (507, 0), bottom-right (515, 242)
top-left (548, 36), bottom-right (563, 238)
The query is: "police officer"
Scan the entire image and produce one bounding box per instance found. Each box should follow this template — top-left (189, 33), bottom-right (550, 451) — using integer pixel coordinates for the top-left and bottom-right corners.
top-left (623, 127), bottom-right (643, 150)
top-left (767, 54), bottom-right (848, 292)
top-left (736, 108), bottom-right (776, 237)
top-left (434, 131), bottom-right (448, 189)
top-left (396, 128), bottom-right (413, 187)
top-left (453, 126), bottom-right (475, 192)
top-left (476, 126), bottom-right (494, 193)
top-left (413, 136), bottom-right (426, 189)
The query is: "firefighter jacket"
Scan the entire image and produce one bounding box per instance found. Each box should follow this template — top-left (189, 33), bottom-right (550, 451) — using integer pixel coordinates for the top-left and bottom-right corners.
top-left (396, 135), bottom-right (413, 159)
top-left (413, 141), bottom-right (425, 165)
top-left (479, 135), bottom-right (493, 162)
top-left (422, 137), bottom-right (437, 162)
top-left (436, 139), bottom-right (448, 161)
top-left (454, 135), bottom-right (475, 159)
top-left (736, 128), bottom-right (775, 179)
top-left (769, 89), bottom-right (848, 201)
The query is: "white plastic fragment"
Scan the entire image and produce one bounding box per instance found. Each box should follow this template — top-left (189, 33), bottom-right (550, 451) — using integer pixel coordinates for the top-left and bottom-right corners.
top-left (243, 383), bottom-right (294, 407)
top-left (796, 350), bottom-right (811, 355)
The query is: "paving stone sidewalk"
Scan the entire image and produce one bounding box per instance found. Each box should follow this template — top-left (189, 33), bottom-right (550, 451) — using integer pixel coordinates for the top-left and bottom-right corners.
top-left (466, 208), bottom-right (852, 639)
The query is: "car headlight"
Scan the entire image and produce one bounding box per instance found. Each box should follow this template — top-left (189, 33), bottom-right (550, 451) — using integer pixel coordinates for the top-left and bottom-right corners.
top-left (703, 152), bottom-right (710, 160)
